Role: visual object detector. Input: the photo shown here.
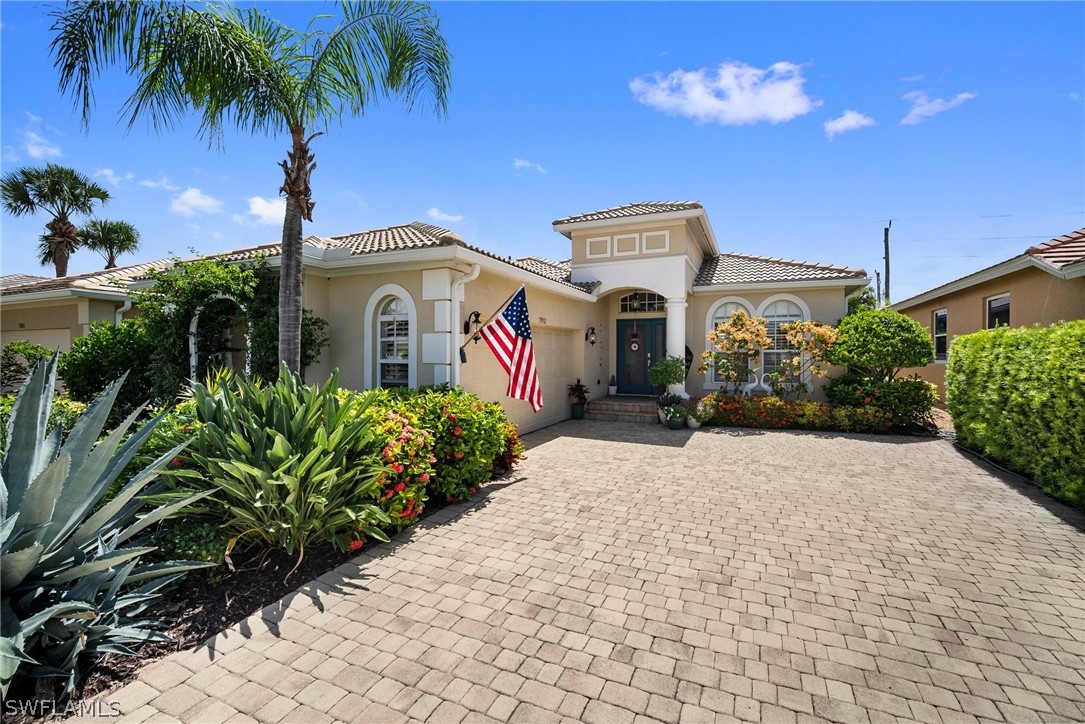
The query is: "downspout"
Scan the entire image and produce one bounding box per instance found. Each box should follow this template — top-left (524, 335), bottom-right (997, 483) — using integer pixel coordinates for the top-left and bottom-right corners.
top-left (450, 263), bottom-right (481, 387)
top-left (114, 299), bottom-right (132, 325)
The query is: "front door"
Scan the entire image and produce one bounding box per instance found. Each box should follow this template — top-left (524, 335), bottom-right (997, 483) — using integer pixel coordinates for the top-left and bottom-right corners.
top-left (616, 318), bottom-right (666, 395)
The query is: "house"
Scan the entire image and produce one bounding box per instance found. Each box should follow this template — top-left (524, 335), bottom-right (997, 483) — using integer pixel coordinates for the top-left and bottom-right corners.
top-left (1, 202), bottom-right (869, 432)
top-left (892, 228), bottom-right (1085, 399)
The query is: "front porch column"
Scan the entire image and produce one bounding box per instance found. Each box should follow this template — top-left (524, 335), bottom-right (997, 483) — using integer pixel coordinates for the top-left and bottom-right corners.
top-left (665, 297), bottom-right (688, 397)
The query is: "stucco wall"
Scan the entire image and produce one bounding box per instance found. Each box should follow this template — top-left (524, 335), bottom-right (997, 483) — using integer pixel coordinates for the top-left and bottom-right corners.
top-left (898, 266), bottom-right (1085, 399)
top-left (570, 221), bottom-right (690, 265)
top-left (1, 300), bottom-right (81, 351)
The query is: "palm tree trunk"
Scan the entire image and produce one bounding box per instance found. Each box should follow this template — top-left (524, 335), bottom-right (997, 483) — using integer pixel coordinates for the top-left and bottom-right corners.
top-left (44, 217), bottom-right (78, 277)
top-left (277, 126), bottom-right (320, 373)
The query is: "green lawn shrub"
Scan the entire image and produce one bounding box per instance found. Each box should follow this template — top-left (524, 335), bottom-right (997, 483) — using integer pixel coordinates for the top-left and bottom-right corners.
top-left (947, 321), bottom-right (1085, 509)
top-left (824, 372), bottom-right (937, 432)
top-left (58, 320), bottom-right (158, 420)
top-left (702, 393), bottom-right (895, 433)
top-left (827, 308), bottom-right (934, 381)
top-left (0, 394), bottom-right (86, 456)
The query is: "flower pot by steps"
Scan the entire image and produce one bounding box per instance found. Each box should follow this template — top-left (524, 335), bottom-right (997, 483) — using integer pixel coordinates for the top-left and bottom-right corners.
top-left (571, 403), bottom-right (585, 420)
top-left (607, 385), bottom-right (618, 396)
top-left (687, 418), bottom-right (702, 429)
top-left (666, 416), bottom-right (686, 430)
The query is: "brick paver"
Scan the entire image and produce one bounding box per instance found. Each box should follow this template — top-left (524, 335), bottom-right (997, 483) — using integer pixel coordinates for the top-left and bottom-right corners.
top-left (93, 423), bottom-right (1085, 723)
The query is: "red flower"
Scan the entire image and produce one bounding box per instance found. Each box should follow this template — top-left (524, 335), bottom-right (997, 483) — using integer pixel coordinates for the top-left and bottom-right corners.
top-left (453, 427), bottom-right (462, 436)
top-left (349, 539), bottom-right (364, 551)
top-left (182, 425), bottom-right (192, 434)
top-left (469, 487), bottom-right (478, 494)
top-left (170, 457), bottom-right (184, 467)
top-left (454, 451), bottom-right (464, 459)
top-left (420, 473), bottom-right (430, 483)
top-left (385, 490), bottom-right (394, 499)
top-left (392, 462), bottom-right (404, 474)
top-left (449, 414), bottom-right (457, 422)
top-left (394, 482), bottom-right (406, 493)
top-left (863, 396), bottom-right (873, 404)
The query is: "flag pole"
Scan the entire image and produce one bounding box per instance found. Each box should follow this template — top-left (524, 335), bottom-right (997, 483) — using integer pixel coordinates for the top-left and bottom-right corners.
top-left (459, 285), bottom-right (524, 362)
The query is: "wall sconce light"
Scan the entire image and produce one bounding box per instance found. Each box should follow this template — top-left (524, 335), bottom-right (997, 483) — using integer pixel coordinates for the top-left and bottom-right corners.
top-left (463, 311), bottom-right (481, 335)
top-left (585, 327), bottom-right (597, 346)
top-left (629, 292), bottom-right (643, 312)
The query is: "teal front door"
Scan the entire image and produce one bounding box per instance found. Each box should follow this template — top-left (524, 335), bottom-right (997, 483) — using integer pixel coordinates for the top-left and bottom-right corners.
top-left (616, 318), bottom-right (666, 395)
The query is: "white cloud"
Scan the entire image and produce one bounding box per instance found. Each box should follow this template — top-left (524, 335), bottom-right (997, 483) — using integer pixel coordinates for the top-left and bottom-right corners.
top-left (170, 187), bottom-right (223, 216)
top-left (901, 74), bottom-right (925, 83)
top-left (94, 168), bottom-right (134, 186)
top-left (24, 131), bottom-right (61, 159)
top-left (426, 207), bottom-right (464, 223)
top-left (512, 158), bottom-right (546, 174)
top-left (629, 60), bottom-right (820, 126)
top-left (140, 175), bottom-right (179, 191)
top-left (245, 195), bottom-right (286, 225)
top-left (900, 90), bottom-right (977, 125)
top-left (3, 146), bottom-right (19, 163)
top-left (824, 110), bottom-right (876, 140)
top-left (1069, 91), bottom-right (1082, 102)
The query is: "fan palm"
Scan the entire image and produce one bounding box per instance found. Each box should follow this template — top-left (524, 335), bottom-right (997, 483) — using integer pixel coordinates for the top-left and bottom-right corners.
top-left (50, 0), bottom-right (451, 371)
top-left (0, 164), bottom-right (110, 277)
top-left (80, 219), bottom-right (142, 269)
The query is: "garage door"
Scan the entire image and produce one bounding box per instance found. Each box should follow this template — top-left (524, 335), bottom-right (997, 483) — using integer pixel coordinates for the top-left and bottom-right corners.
top-left (1, 328), bottom-right (72, 353)
top-left (460, 327), bottom-right (574, 434)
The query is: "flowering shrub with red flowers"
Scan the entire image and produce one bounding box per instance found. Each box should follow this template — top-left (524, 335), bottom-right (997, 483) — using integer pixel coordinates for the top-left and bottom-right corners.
top-left (702, 392), bottom-right (896, 434)
top-left (360, 405), bottom-right (434, 531)
top-left (824, 373), bottom-right (936, 432)
top-left (492, 422), bottom-right (526, 475)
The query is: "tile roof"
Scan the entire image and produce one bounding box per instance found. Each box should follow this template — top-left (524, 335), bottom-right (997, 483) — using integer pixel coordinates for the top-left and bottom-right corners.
top-left (0, 262), bottom-right (165, 297)
top-left (0, 274), bottom-right (49, 290)
top-left (325, 221), bottom-right (461, 255)
top-left (553, 201), bottom-right (702, 227)
top-left (694, 253), bottom-right (867, 286)
top-left (1027, 228), bottom-right (1085, 268)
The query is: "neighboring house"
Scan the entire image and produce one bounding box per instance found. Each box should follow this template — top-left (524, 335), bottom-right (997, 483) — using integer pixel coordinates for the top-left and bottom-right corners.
top-left (1, 202), bottom-right (868, 433)
top-left (892, 228), bottom-right (1085, 400)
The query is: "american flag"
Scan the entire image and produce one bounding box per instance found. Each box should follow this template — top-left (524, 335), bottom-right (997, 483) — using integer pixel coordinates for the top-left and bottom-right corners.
top-left (479, 287), bottom-right (543, 412)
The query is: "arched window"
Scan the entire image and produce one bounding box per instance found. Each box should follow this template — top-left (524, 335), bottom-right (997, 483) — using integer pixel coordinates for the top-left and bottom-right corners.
top-left (709, 300), bottom-right (753, 385)
top-left (378, 296), bottom-right (410, 387)
top-left (761, 300), bottom-right (804, 381)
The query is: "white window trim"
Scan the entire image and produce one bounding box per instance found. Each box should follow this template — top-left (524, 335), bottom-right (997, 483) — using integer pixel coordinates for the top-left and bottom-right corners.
top-left (364, 284), bottom-right (417, 389)
top-left (703, 296), bottom-right (754, 390)
top-left (933, 308), bottom-right (948, 364)
top-left (985, 293), bottom-right (1010, 329)
top-left (613, 233), bottom-right (640, 257)
top-left (641, 230), bottom-right (670, 255)
top-left (585, 236), bottom-right (611, 259)
top-left (756, 295), bottom-right (809, 389)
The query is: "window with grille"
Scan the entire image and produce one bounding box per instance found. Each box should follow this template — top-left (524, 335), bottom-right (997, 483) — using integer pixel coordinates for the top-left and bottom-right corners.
top-left (619, 291), bottom-right (665, 313)
top-left (710, 301), bottom-right (752, 384)
top-left (378, 296), bottom-right (410, 387)
top-left (761, 300), bottom-right (803, 381)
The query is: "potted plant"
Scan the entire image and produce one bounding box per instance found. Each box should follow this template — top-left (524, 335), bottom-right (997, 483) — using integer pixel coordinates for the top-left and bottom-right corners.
top-left (568, 379), bottom-right (590, 419)
top-left (686, 398), bottom-right (712, 429)
top-left (648, 355), bottom-right (688, 396)
top-left (607, 374), bottom-right (617, 397)
top-left (662, 404), bottom-right (686, 429)
top-left (656, 392), bottom-right (685, 424)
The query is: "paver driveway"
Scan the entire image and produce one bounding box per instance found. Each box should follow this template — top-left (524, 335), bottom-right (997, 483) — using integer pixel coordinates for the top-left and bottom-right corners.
top-left (105, 423), bottom-right (1085, 723)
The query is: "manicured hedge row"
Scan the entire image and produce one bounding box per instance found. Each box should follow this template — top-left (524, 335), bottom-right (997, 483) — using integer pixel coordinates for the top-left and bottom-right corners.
top-left (946, 321), bottom-right (1085, 509)
top-left (703, 393), bottom-right (897, 433)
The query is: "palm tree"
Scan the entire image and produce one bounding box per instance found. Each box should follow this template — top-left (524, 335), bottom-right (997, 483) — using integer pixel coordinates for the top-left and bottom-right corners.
top-left (1, 164), bottom-right (110, 277)
top-left (50, 0), bottom-right (451, 371)
top-left (80, 219), bottom-right (142, 269)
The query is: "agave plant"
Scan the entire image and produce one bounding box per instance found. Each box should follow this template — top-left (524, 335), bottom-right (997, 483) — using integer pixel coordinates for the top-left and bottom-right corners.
top-left (0, 357), bottom-right (212, 700)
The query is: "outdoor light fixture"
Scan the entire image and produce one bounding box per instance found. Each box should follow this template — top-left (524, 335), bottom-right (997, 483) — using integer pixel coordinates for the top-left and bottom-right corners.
top-left (629, 292), bottom-right (643, 312)
top-left (585, 327), bottom-right (597, 346)
top-left (463, 310), bottom-right (481, 335)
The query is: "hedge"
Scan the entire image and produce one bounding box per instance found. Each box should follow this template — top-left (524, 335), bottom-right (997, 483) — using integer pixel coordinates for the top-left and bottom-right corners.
top-left (946, 321), bottom-right (1085, 509)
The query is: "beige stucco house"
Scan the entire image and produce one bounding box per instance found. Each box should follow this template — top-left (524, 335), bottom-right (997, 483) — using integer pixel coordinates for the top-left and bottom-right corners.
top-left (892, 228), bottom-right (1085, 400)
top-left (1, 202), bottom-right (869, 432)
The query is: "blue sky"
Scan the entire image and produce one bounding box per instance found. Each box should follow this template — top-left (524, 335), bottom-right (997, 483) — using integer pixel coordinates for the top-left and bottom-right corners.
top-left (2, 1), bottom-right (1082, 303)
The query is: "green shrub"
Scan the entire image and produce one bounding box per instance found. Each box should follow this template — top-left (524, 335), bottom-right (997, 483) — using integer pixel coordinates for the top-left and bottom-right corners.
top-left (150, 366), bottom-right (391, 567)
top-left (827, 308), bottom-right (934, 381)
top-left (0, 357), bottom-right (210, 700)
top-left (947, 321), bottom-right (1085, 509)
top-left (153, 520), bottom-right (230, 584)
top-left (405, 387), bottom-right (507, 503)
top-left (648, 356), bottom-right (688, 387)
top-left (358, 395), bottom-right (434, 531)
top-left (58, 320), bottom-right (158, 420)
top-left (702, 392), bottom-right (894, 434)
top-left (1, 340), bottom-right (53, 392)
top-left (0, 394), bottom-right (86, 456)
top-left (493, 422), bottom-right (526, 474)
top-left (824, 373), bottom-right (937, 432)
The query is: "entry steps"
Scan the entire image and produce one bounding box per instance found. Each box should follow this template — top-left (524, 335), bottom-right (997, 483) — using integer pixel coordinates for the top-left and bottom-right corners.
top-left (584, 396), bottom-right (660, 424)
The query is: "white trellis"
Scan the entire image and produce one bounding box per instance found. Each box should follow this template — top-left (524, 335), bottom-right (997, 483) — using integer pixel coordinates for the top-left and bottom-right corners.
top-left (188, 294), bottom-right (252, 380)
